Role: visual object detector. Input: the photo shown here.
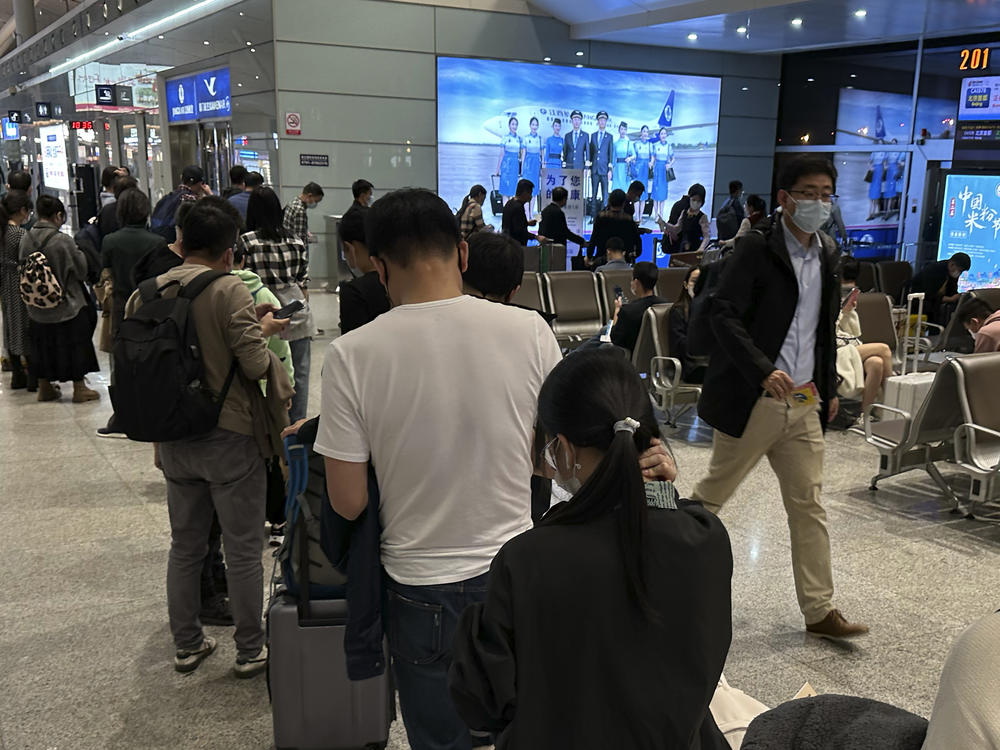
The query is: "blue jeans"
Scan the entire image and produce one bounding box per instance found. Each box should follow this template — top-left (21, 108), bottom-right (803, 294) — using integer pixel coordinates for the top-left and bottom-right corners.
top-left (289, 337), bottom-right (311, 423)
top-left (384, 572), bottom-right (490, 750)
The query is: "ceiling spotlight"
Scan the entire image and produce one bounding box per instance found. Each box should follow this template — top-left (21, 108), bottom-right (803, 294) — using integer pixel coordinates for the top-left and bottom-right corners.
top-left (736, 26), bottom-right (747, 34)
top-left (575, 63), bottom-right (583, 68)
top-left (543, 56), bottom-right (551, 62)
top-left (854, 8), bottom-right (867, 17)
top-left (807, 77), bottom-right (815, 82)
top-left (741, 86), bottom-right (748, 91)
top-left (850, 73), bottom-right (857, 78)
top-left (791, 17), bottom-right (803, 26)
top-left (250, 47), bottom-right (256, 53)
top-left (246, 41), bottom-right (252, 46)
top-left (157, 34), bottom-right (164, 39)
top-left (575, 50), bottom-right (584, 56)
top-left (203, 40), bottom-right (210, 45)
top-left (801, 133), bottom-right (811, 143)
top-left (687, 33), bottom-right (698, 40)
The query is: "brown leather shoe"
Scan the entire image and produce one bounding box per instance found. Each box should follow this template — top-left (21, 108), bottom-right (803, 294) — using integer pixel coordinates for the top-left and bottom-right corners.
top-left (72, 381), bottom-right (100, 403)
top-left (806, 609), bottom-right (869, 638)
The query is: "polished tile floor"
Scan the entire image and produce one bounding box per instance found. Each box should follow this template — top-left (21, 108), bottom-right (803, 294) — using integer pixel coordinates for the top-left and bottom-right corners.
top-left (1, 291), bottom-right (998, 749)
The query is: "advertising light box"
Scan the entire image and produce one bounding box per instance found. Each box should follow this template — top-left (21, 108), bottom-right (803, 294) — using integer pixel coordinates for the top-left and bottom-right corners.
top-left (937, 173), bottom-right (1000, 291)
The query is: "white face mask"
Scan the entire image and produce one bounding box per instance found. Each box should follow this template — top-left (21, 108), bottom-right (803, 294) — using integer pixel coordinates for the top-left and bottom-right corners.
top-left (788, 196), bottom-right (831, 234)
top-left (547, 439), bottom-right (582, 495)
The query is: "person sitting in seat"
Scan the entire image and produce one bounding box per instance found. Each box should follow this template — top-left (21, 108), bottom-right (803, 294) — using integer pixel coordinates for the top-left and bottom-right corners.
top-left (660, 183), bottom-right (711, 254)
top-left (956, 297), bottom-right (1000, 353)
top-left (909, 252), bottom-right (971, 324)
top-left (609, 261), bottom-right (667, 355)
top-left (722, 194), bottom-right (770, 250)
top-left (593, 237), bottom-right (631, 273)
top-left (836, 262), bottom-right (893, 416)
top-left (462, 232), bottom-right (525, 305)
top-left (668, 266), bottom-right (708, 384)
top-left (588, 189), bottom-right (641, 266)
top-left (449, 347), bottom-right (732, 750)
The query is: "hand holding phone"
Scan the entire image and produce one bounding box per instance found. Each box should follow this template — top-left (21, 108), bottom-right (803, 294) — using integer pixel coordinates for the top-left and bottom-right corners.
top-left (273, 300), bottom-right (304, 320)
top-left (842, 287), bottom-right (860, 312)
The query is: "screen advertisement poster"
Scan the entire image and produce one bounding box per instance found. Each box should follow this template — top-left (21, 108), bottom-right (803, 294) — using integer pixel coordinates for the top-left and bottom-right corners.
top-left (437, 57), bottom-right (721, 262)
top-left (958, 77), bottom-right (1000, 122)
top-left (39, 124), bottom-right (70, 192)
top-left (937, 173), bottom-right (1000, 292)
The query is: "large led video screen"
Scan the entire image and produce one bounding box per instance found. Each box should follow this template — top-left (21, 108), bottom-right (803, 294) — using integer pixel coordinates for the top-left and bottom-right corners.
top-left (437, 57), bottom-right (721, 237)
top-left (937, 173), bottom-right (1000, 292)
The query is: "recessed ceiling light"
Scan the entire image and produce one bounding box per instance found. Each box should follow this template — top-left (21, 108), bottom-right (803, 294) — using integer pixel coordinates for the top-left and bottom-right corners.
top-left (791, 17), bottom-right (803, 26)
top-left (846, 85), bottom-right (854, 89)
top-left (543, 56), bottom-right (551, 62)
top-left (687, 33), bottom-right (698, 40)
top-left (246, 41), bottom-right (252, 46)
top-left (239, 10), bottom-right (244, 15)
top-left (807, 77), bottom-right (815, 82)
top-left (250, 47), bottom-right (256, 53)
top-left (575, 63), bottom-right (583, 68)
top-left (736, 26), bottom-right (747, 34)
top-left (741, 86), bottom-right (748, 91)
top-left (203, 40), bottom-right (210, 45)
top-left (575, 50), bottom-right (584, 56)
top-left (157, 34), bottom-right (164, 39)
top-left (237, 82), bottom-right (243, 87)
top-left (850, 73), bottom-right (857, 78)
top-left (854, 8), bottom-right (867, 17)
top-left (255, 75), bottom-right (259, 79)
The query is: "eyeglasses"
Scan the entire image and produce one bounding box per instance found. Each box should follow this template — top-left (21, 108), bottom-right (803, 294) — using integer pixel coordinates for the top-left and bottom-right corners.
top-left (789, 189), bottom-right (838, 203)
top-left (542, 436), bottom-right (560, 471)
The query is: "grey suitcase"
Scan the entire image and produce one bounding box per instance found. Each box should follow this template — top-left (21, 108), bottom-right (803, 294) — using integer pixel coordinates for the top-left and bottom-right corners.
top-left (268, 594), bottom-right (393, 750)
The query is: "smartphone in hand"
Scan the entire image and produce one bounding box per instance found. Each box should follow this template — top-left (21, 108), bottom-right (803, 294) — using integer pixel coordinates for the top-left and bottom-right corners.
top-left (273, 299), bottom-right (305, 320)
top-left (842, 287), bottom-right (860, 310)
top-left (614, 285), bottom-right (624, 302)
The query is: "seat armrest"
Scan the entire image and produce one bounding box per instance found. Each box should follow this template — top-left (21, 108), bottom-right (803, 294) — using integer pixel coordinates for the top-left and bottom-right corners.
top-left (954, 423), bottom-right (1000, 471)
top-left (651, 356), bottom-right (682, 391)
top-left (864, 403), bottom-right (912, 444)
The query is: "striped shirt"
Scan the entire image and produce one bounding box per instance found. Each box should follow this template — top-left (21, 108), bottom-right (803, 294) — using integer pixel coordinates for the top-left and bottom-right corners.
top-left (460, 201), bottom-right (488, 240)
top-left (238, 230), bottom-right (310, 289)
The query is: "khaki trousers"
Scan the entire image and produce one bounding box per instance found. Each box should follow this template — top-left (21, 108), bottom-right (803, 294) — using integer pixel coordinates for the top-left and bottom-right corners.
top-left (692, 395), bottom-right (834, 624)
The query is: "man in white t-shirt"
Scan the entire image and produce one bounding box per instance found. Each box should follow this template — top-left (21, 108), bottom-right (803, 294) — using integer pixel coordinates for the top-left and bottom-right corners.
top-left (315, 189), bottom-right (562, 749)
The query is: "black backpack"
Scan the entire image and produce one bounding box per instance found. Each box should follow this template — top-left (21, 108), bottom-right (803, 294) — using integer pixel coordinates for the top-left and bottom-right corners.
top-left (149, 190), bottom-right (184, 243)
top-left (686, 254), bottom-right (729, 358)
top-left (111, 270), bottom-right (236, 442)
top-left (716, 199), bottom-right (741, 241)
top-left (73, 222), bottom-right (102, 285)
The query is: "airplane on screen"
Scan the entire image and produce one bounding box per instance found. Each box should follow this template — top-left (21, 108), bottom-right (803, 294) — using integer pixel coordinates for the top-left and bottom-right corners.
top-left (835, 104), bottom-right (902, 143)
top-left (481, 90), bottom-right (717, 139)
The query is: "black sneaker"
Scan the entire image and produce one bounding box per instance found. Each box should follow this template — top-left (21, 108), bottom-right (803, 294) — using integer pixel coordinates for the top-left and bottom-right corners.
top-left (199, 594), bottom-right (234, 626)
top-left (234, 646), bottom-right (268, 678)
top-left (174, 636), bottom-right (217, 673)
top-left (96, 426), bottom-right (128, 439)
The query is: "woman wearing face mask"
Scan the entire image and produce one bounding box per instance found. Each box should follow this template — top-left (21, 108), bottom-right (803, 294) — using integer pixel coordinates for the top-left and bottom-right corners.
top-left (449, 348), bottom-right (733, 750)
top-left (668, 266), bottom-right (708, 384)
top-left (663, 184), bottom-right (711, 254)
top-left (496, 116), bottom-right (522, 204)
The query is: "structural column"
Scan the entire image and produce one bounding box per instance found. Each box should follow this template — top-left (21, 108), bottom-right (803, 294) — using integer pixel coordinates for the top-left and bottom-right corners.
top-left (13, 0), bottom-right (36, 47)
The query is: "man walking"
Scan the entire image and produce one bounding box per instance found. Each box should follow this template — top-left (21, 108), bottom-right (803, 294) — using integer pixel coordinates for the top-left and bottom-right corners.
top-left (692, 155), bottom-right (868, 639)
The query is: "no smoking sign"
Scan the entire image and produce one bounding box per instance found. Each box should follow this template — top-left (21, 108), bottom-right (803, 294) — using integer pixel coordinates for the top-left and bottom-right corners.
top-left (285, 112), bottom-right (301, 136)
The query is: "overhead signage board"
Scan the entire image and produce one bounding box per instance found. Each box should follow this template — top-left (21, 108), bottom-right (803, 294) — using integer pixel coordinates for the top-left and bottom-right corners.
top-left (958, 76), bottom-right (1000, 121)
top-left (95, 85), bottom-right (115, 106)
top-left (35, 101), bottom-right (51, 119)
top-left (2, 117), bottom-right (19, 141)
top-left (165, 67), bottom-right (230, 123)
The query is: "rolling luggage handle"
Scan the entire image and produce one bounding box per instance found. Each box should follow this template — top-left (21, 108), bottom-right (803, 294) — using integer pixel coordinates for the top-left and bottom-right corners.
top-left (281, 436), bottom-right (345, 628)
top-left (901, 292), bottom-right (924, 376)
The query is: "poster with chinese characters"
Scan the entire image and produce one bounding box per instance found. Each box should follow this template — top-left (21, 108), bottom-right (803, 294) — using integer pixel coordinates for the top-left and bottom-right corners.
top-left (937, 173), bottom-right (1000, 292)
top-left (540, 167), bottom-right (586, 235)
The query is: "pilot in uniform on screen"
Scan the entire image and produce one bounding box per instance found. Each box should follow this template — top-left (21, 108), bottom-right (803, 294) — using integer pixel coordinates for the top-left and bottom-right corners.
top-left (563, 110), bottom-right (589, 171)
top-left (590, 110), bottom-right (614, 208)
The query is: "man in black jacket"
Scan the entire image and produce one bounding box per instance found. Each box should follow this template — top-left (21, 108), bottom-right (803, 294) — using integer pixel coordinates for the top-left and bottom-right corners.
top-left (692, 156), bottom-right (868, 640)
top-left (539, 187), bottom-right (587, 252)
top-left (588, 189), bottom-right (641, 265)
top-left (609, 262), bottom-right (666, 354)
top-left (502, 179), bottom-right (546, 245)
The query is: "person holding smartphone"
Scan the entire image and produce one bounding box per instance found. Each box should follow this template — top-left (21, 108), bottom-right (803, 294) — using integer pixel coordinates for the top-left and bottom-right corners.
top-left (836, 260), bottom-right (892, 416)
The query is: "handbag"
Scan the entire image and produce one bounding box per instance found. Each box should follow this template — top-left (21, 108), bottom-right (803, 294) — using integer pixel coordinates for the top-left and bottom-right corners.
top-left (863, 168), bottom-right (873, 183)
top-left (665, 167), bottom-right (677, 182)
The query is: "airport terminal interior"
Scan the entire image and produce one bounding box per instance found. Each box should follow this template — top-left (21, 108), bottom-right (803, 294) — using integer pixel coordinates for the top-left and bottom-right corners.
top-left (1, 0), bottom-right (1000, 748)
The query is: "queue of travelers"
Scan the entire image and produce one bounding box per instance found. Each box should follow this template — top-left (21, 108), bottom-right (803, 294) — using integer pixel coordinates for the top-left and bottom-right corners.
top-left (1, 156), bottom-right (997, 750)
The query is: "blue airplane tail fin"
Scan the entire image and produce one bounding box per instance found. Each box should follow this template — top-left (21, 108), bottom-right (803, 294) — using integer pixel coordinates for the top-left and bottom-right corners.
top-left (658, 91), bottom-right (675, 128)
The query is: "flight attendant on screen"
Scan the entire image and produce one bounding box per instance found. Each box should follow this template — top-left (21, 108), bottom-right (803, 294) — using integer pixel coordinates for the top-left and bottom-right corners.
top-left (522, 117), bottom-right (543, 219)
top-left (631, 125), bottom-right (653, 218)
top-left (612, 121), bottom-right (634, 193)
top-left (651, 127), bottom-right (675, 222)
top-left (496, 117), bottom-right (522, 203)
top-left (544, 118), bottom-right (564, 169)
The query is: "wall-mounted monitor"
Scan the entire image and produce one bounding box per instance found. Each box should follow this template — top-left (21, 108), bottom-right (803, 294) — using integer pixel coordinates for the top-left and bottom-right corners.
top-left (937, 172), bottom-right (1000, 292)
top-left (436, 56), bottom-right (721, 249)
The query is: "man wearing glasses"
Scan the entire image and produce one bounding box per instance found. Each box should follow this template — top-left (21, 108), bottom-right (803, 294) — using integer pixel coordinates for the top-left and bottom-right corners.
top-left (691, 156), bottom-right (869, 640)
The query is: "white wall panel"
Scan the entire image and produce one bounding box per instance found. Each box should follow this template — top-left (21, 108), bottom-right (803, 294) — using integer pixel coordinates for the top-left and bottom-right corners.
top-left (274, 43), bottom-right (435, 99)
top-left (274, 0), bottom-right (436, 52)
top-left (275, 92), bottom-right (436, 145)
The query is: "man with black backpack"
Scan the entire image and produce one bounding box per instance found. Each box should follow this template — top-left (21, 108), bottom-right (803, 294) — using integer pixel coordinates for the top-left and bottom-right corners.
top-left (150, 165), bottom-right (210, 242)
top-left (715, 179), bottom-right (745, 242)
top-left (690, 156), bottom-right (868, 641)
top-left (120, 202), bottom-right (291, 677)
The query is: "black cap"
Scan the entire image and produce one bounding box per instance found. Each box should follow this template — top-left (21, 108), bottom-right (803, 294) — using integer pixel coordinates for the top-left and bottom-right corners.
top-left (596, 110), bottom-right (609, 120)
top-left (181, 165), bottom-right (205, 185)
top-left (570, 110), bottom-right (583, 119)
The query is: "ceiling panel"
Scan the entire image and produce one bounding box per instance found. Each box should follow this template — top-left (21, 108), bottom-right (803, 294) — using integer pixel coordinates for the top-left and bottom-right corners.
top-left (531, 0), bottom-right (1000, 53)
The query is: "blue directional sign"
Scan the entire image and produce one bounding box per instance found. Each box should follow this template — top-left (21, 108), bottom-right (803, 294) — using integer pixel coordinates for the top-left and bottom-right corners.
top-left (165, 75), bottom-right (197, 122)
top-left (165, 67), bottom-right (230, 123)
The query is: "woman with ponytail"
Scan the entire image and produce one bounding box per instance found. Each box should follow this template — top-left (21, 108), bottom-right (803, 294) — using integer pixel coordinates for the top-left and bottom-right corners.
top-left (0, 190), bottom-right (33, 389)
top-left (457, 184), bottom-right (492, 241)
top-left (450, 347), bottom-right (733, 749)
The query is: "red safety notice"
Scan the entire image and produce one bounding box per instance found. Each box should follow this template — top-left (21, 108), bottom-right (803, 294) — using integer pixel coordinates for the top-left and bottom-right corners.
top-left (285, 112), bottom-right (301, 136)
